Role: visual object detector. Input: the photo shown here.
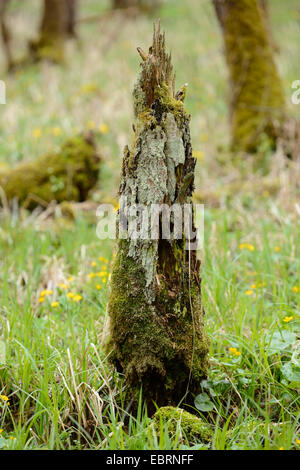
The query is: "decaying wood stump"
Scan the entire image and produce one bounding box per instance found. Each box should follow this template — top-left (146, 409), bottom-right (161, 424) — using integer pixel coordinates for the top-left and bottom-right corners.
top-left (107, 24), bottom-right (209, 408)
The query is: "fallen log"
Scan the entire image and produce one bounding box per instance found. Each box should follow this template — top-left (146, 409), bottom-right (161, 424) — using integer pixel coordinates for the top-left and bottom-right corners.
top-left (0, 134), bottom-right (101, 210)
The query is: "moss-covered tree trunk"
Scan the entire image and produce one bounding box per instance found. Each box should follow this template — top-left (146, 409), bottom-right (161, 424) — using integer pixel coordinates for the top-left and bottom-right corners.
top-left (212, 0), bottom-right (285, 153)
top-left (107, 24), bottom-right (209, 409)
top-left (0, 134), bottom-right (100, 210)
top-left (29, 0), bottom-right (69, 63)
top-left (0, 0), bottom-right (13, 70)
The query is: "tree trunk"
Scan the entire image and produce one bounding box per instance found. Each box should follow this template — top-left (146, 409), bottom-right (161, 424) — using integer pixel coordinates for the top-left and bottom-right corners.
top-left (107, 24), bottom-right (209, 409)
top-left (65, 0), bottom-right (77, 37)
top-left (29, 0), bottom-right (69, 63)
top-left (113, 0), bottom-right (160, 12)
top-left (0, 135), bottom-right (101, 210)
top-left (0, 0), bottom-right (13, 70)
top-left (213, 0), bottom-right (285, 153)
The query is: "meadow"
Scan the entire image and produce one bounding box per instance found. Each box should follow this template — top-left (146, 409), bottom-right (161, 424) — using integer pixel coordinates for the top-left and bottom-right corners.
top-left (0, 0), bottom-right (299, 450)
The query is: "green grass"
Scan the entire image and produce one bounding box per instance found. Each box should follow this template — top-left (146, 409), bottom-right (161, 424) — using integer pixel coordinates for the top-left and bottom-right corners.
top-left (0, 0), bottom-right (299, 450)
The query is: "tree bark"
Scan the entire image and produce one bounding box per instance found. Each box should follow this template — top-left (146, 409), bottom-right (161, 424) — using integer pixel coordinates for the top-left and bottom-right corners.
top-left (0, 135), bottom-right (101, 210)
top-left (0, 0), bottom-right (13, 70)
top-left (212, 0), bottom-right (285, 153)
top-left (107, 24), bottom-right (209, 409)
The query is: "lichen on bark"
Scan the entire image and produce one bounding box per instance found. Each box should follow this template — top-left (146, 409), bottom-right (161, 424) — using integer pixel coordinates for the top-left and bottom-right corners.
top-left (0, 134), bottom-right (101, 210)
top-left (213, 0), bottom-right (285, 153)
top-left (107, 23), bottom-right (209, 409)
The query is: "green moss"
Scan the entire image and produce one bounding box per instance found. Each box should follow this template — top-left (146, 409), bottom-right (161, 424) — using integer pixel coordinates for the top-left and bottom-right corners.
top-left (29, 35), bottom-right (65, 64)
top-left (218, 0), bottom-right (285, 153)
top-left (153, 407), bottom-right (213, 444)
top-left (108, 238), bottom-right (209, 406)
top-left (0, 134), bottom-right (100, 209)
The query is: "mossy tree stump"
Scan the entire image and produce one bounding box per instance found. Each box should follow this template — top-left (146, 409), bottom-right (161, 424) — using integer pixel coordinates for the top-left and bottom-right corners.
top-left (213, 0), bottom-right (285, 153)
top-left (107, 24), bottom-right (209, 409)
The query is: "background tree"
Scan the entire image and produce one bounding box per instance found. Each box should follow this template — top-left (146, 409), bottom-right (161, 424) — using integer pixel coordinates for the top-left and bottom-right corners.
top-left (65, 0), bottom-right (78, 37)
top-left (213, 0), bottom-right (285, 153)
top-left (107, 24), bottom-right (209, 409)
top-left (112, 0), bottom-right (160, 12)
top-left (29, 0), bottom-right (77, 63)
top-left (0, 0), bottom-right (13, 70)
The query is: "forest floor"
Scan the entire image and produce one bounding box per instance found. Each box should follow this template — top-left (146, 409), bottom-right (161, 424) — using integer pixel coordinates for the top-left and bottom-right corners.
top-left (0, 0), bottom-right (299, 450)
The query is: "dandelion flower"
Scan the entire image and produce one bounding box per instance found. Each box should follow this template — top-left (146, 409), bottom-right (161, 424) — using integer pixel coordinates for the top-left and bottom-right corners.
top-left (59, 283), bottom-right (68, 290)
top-left (91, 261), bottom-right (97, 267)
top-left (274, 246), bottom-right (280, 253)
top-left (51, 301), bottom-right (59, 308)
top-left (73, 294), bottom-right (82, 302)
top-left (96, 284), bottom-right (101, 290)
top-left (0, 395), bottom-right (9, 401)
top-left (245, 290), bottom-right (254, 296)
top-left (296, 438), bottom-right (300, 445)
top-left (67, 292), bottom-right (76, 299)
top-left (292, 286), bottom-right (300, 293)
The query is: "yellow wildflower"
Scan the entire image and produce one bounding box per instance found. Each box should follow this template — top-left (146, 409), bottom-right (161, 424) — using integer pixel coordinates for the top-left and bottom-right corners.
top-left (0, 429), bottom-right (3, 433)
top-left (87, 120), bottom-right (96, 130)
top-left (32, 128), bottom-right (42, 139)
top-left (99, 123), bottom-right (109, 134)
top-left (193, 150), bottom-right (205, 161)
top-left (91, 261), bottom-right (97, 267)
top-left (274, 246), bottom-right (280, 253)
top-left (99, 257), bottom-right (108, 263)
top-left (292, 286), bottom-right (300, 293)
top-left (67, 277), bottom-right (74, 282)
top-left (279, 447), bottom-right (284, 450)
top-left (96, 284), bottom-right (101, 290)
top-left (40, 290), bottom-right (53, 296)
top-left (245, 290), bottom-right (254, 296)
top-left (96, 271), bottom-right (107, 278)
top-left (239, 243), bottom-right (255, 252)
top-left (0, 395), bottom-right (9, 401)
top-left (9, 436), bottom-right (16, 440)
top-left (67, 292), bottom-right (76, 299)
top-left (229, 347), bottom-right (241, 357)
top-left (51, 302), bottom-right (59, 308)
top-left (283, 316), bottom-right (294, 323)
top-left (73, 294), bottom-right (82, 302)
top-left (59, 283), bottom-right (68, 290)
top-left (52, 126), bottom-right (62, 136)
top-left (39, 297), bottom-right (45, 303)
top-left (296, 438), bottom-right (300, 445)
top-left (87, 272), bottom-right (96, 279)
